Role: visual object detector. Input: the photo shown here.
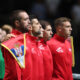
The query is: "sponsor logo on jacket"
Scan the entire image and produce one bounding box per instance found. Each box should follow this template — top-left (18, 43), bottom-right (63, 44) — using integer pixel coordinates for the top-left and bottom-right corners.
top-left (56, 47), bottom-right (63, 53)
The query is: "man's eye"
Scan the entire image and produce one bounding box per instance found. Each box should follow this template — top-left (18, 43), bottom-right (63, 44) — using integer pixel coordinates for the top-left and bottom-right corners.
top-left (24, 18), bottom-right (29, 20)
top-left (47, 29), bottom-right (51, 31)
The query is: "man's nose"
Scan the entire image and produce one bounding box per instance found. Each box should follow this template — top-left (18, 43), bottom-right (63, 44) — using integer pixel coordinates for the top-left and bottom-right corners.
top-left (51, 31), bottom-right (53, 35)
top-left (28, 19), bottom-right (30, 23)
top-left (70, 27), bottom-right (72, 31)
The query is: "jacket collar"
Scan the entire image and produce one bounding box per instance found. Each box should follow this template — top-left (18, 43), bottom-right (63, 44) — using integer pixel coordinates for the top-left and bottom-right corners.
top-left (53, 34), bottom-right (65, 42)
top-left (11, 29), bottom-right (22, 35)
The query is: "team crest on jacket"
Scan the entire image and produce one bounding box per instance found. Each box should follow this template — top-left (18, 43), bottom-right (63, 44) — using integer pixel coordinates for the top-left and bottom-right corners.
top-left (11, 43), bottom-right (24, 67)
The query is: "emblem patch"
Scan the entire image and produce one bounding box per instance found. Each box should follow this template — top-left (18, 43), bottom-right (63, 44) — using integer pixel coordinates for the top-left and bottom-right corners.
top-left (11, 43), bottom-right (24, 68)
top-left (56, 47), bottom-right (63, 53)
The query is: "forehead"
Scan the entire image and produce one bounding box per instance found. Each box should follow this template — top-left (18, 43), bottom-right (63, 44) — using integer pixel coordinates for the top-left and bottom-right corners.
top-left (19, 12), bottom-right (29, 18)
top-left (46, 25), bottom-right (52, 29)
top-left (32, 19), bottom-right (39, 24)
top-left (62, 21), bottom-right (71, 26)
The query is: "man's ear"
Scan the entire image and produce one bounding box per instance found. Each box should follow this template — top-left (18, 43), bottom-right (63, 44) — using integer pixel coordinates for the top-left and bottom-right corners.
top-left (59, 28), bottom-right (61, 32)
top-left (14, 20), bottom-right (20, 27)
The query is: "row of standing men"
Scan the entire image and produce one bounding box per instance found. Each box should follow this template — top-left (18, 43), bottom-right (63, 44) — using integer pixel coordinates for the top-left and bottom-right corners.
top-left (0, 10), bottom-right (73, 80)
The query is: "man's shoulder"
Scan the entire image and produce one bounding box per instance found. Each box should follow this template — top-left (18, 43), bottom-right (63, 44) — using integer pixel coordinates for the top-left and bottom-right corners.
top-left (1, 34), bottom-right (24, 49)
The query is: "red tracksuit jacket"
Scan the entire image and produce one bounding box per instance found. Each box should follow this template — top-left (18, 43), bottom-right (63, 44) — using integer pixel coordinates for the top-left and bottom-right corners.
top-left (47, 34), bottom-right (73, 80)
top-left (2, 33), bottom-right (53, 80)
top-left (38, 39), bottom-right (53, 80)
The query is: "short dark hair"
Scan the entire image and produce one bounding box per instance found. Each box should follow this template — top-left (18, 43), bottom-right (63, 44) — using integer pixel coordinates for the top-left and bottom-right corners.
top-left (9, 10), bottom-right (26, 28)
top-left (54, 17), bottom-right (71, 28)
top-left (29, 15), bottom-right (38, 20)
top-left (30, 15), bottom-right (38, 25)
top-left (39, 20), bottom-right (50, 29)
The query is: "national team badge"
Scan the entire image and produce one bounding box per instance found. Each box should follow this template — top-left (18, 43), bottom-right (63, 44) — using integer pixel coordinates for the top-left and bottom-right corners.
top-left (11, 43), bottom-right (25, 68)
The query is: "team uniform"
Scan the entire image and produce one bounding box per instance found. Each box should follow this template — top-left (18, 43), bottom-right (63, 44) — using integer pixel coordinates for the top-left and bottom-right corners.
top-left (38, 39), bottom-right (53, 80)
top-left (1, 33), bottom-right (53, 80)
top-left (47, 34), bottom-right (73, 80)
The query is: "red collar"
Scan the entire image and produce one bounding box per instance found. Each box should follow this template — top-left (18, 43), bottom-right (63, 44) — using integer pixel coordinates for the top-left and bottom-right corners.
top-left (26, 33), bottom-right (38, 42)
top-left (11, 29), bottom-right (22, 35)
top-left (53, 34), bottom-right (65, 42)
top-left (38, 38), bottom-right (47, 45)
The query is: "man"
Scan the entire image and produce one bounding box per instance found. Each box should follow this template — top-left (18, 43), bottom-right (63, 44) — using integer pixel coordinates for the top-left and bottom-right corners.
top-left (1, 10), bottom-right (32, 80)
top-left (31, 17), bottom-right (53, 80)
top-left (47, 17), bottom-right (73, 80)
top-left (37, 20), bottom-right (53, 80)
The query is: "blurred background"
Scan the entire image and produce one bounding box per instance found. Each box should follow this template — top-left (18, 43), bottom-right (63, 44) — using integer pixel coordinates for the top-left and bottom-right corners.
top-left (0, 0), bottom-right (80, 78)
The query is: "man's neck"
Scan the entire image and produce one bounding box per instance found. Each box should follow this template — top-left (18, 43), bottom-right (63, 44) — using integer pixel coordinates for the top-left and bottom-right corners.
top-left (56, 33), bottom-right (67, 39)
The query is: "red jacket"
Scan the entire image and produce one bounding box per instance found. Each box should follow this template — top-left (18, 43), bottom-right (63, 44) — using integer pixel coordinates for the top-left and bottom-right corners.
top-left (21, 34), bottom-right (40, 80)
top-left (38, 39), bottom-right (53, 80)
top-left (47, 34), bottom-right (73, 80)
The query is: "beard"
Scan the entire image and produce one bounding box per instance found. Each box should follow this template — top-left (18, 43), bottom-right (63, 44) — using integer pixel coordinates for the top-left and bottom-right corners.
top-left (36, 30), bottom-right (42, 36)
top-left (24, 27), bottom-right (29, 32)
top-left (36, 31), bottom-right (41, 35)
top-left (32, 30), bottom-right (41, 37)
top-left (22, 24), bottom-right (32, 33)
